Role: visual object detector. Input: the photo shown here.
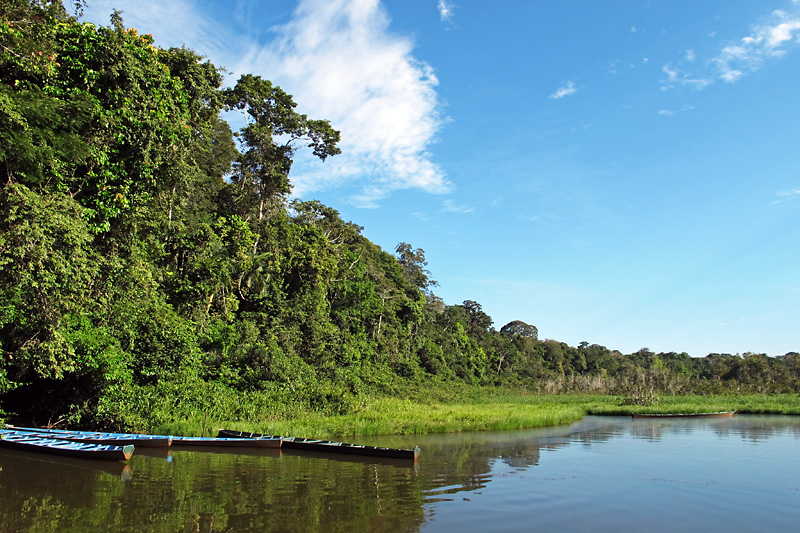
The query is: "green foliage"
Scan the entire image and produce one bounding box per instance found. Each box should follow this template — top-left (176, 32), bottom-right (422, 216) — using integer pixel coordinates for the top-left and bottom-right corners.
top-left (0, 183), bottom-right (100, 384)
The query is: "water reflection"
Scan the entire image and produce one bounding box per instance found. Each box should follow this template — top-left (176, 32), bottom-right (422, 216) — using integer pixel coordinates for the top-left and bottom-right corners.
top-left (412, 415), bottom-right (800, 532)
top-left (1, 415), bottom-right (798, 532)
top-left (0, 448), bottom-right (133, 480)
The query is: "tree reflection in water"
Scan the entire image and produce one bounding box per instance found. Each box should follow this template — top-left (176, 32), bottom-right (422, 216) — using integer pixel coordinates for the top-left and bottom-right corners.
top-left (1, 415), bottom-right (798, 532)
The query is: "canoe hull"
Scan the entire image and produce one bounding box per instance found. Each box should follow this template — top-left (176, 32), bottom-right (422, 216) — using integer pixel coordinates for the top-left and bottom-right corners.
top-left (172, 436), bottom-right (282, 448)
top-left (0, 433), bottom-right (133, 461)
top-left (218, 429), bottom-right (420, 460)
top-left (5, 426), bottom-right (172, 448)
top-left (5, 426), bottom-right (281, 451)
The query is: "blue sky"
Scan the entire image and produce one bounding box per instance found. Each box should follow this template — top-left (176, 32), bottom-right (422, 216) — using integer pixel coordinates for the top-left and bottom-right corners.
top-left (80, 0), bottom-right (800, 356)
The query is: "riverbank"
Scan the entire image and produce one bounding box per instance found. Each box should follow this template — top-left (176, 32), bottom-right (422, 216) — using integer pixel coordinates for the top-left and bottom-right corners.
top-left (587, 393), bottom-right (800, 417)
top-left (156, 391), bottom-right (800, 439)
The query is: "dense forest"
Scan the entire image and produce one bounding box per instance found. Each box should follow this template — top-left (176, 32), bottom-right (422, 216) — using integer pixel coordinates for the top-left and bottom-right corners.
top-left (1, 2), bottom-right (798, 430)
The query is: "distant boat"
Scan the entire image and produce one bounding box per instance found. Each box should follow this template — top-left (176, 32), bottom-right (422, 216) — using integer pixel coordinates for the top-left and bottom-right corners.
top-left (218, 429), bottom-right (420, 460)
top-left (4, 425), bottom-right (173, 448)
top-left (631, 411), bottom-right (735, 419)
top-left (172, 435), bottom-right (282, 448)
top-left (0, 431), bottom-right (134, 461)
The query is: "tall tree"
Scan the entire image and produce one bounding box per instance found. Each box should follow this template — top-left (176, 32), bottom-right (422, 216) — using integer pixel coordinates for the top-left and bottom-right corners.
top-left (500, 320), bottom-right (538, 340)
top-left (395, 242), bottom-right (437, 293)
top-left (225, 74), bottom-right (340, 222)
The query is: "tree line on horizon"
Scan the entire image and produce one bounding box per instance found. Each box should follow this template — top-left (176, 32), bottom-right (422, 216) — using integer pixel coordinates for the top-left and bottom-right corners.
top-left (1, 2), bottom-right (798, 429)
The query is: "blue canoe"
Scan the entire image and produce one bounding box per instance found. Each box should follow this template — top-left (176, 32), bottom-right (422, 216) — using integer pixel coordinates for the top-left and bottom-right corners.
top-left (172, 435), bottom-right (282, 448)
top-left (0, 431), bottom-right (134, 461)
top-left (4, 425), bottom-right (173, 448)
top-left (5, 425), bottom-right (280, 450)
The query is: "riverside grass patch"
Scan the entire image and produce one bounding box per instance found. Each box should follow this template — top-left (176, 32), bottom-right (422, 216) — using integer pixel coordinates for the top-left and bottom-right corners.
top-left (587, 393), bottom-right (800, 416)
top-left (167, 393), bottom-right (605, 438)
top-left (155, 393), bottom-right (800, 439)
top-left (263, 398), bottom-right (589, 438)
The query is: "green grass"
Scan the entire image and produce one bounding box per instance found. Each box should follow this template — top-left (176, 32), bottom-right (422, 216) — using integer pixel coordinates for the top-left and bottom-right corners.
top-left (153, 392), bottom-right (800, 439)
top-left (588, 394), bottom-right (800, 416)
top-left (156, 392), bottom-right (595, 438)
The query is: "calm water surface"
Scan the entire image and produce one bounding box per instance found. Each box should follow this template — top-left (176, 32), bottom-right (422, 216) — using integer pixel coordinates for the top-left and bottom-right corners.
top-left (1, 415), bottom-right (798, 532)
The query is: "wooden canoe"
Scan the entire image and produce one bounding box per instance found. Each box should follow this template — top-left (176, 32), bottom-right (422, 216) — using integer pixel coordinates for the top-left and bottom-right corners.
top-left (171, 435), bottom-right (282, 448)
top-left (631, 411), bottom-right (735, 419)
top-left (217, 429), bottom-right (420, 460)
top-left (4, 425), bottom-right (173, 448)
top-left (0, 432), bottom-right (134, 461)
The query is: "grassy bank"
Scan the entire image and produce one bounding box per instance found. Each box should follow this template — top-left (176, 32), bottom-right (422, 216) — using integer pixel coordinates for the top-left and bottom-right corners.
top-left (154, 391), bottom-right (800, 439)
top-left (587, 393), bottom-right (800, 417)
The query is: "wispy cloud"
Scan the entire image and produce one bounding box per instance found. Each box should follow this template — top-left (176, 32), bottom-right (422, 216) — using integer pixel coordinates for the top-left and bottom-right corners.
top-left (438, 0), bottom-right (456, 23)
top-left (441, 199), bottom-right (474, 213)
top-left (658, 105), bottom-right (695, 116)
top-left (660, 64), bottom-right (712, 89)
top-left (549, 81), bottom-right (578, 99)
top-left (663, 6), bottom-right (800, 90)
top-left (772, 187), bottom-right (800, 205)
top-left (714, 9), bottom-right (800, 83)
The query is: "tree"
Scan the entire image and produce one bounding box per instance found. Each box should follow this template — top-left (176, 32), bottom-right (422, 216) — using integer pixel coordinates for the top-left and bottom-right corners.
top-left (225, 74), bottom-right (340, 221)
top-left (500, 320), bottom-right (538, 340)
top-left (395, 243), bottom-right (437, 292)
top-left (290, 200), bottom-right (363, 245)
top-left (460, 300), bottom-right (492, 334)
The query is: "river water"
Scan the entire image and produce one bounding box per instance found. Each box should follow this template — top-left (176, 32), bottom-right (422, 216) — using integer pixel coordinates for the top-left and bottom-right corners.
top-left (1, 415), bottom-right (798, 532)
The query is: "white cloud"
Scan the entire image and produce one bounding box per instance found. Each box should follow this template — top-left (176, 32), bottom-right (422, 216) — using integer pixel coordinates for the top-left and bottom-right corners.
top-left (664, 7), bottom-right (800, 90)
top-left (549, 81), bottom-right (578, 99)
top-left (438, 0), bottom-right (456, 23)
top-left (713, 10), bottom-right (800, 82)
top-left (441, 199), bottom-right (474, 213)
top-left (772, 187), bottom-right (800, 205)
top-left (242, 0), bottom-right (451, 207)
top-left (660, 63), bottom-right (712, 89)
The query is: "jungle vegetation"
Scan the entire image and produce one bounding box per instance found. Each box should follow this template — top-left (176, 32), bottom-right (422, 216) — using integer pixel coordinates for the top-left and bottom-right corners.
top-left (1, 2), bottom-right (798, 430)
